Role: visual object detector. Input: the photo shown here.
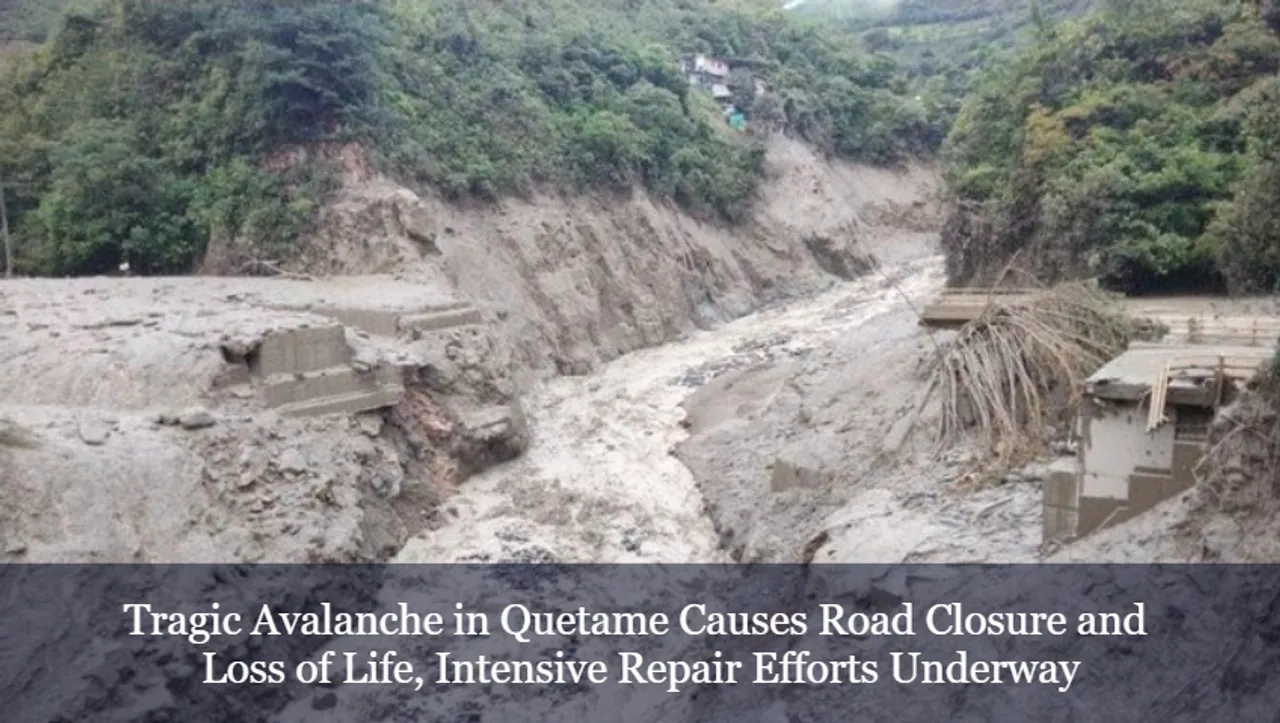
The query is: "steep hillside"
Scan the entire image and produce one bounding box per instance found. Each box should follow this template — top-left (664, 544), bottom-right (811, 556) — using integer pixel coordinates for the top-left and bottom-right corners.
top-left (940, 0), bottom-right (1280, 294)
top-left (215, 136), bottom-right (938, 375)
top-left (0, 0), bottom-right (940, 278)
top-left (788, 1), bottom-right (1099, 169)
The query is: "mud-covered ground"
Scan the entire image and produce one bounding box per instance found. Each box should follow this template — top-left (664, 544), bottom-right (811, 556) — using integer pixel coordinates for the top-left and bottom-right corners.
top-left (399, 238), bottom-right (1279, 567)
top-left (394, 251), bottom-right (1049, 566)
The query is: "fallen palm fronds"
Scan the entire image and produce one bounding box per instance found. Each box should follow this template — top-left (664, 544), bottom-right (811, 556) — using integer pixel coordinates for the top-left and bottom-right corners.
top-left (924, 281), bottom-right (1138, 472)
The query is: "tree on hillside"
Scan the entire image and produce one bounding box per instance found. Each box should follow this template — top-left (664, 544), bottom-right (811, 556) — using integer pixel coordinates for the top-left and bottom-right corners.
top-left (752, 92), bottom-right (785, 130)
top-left (1207, 76), bottom-right (1280, 292)
top-left (1262, 0), bottom-right (1280, 31)
top-left (728, 67), bottom-right (755, 115)
top-left (0, 0), bottom-right (390, 275)
top-left (32, 119), bottom-right (199, 274)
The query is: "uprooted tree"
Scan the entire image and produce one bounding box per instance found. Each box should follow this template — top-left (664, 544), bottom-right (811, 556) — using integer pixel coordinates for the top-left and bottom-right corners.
top-left (922, 281), bottom-right (1143, 475)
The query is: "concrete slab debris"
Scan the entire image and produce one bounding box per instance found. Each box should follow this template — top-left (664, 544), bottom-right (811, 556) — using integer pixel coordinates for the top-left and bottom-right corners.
top-left (1084, 342), bottom-right (1274, 405)
top-left (254, 325), bottom-right (351, 377)
top-left (276, 388), bottom-right (406, 419)
top-left (401, 307), bottom-right (485, 335)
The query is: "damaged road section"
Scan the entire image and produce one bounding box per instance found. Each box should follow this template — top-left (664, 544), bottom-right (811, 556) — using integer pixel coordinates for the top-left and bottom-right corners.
top-left (0, 275), bottom-right (528, 563)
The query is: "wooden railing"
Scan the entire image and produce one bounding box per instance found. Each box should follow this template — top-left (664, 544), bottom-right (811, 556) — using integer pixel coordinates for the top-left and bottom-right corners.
top-left (1145, 352), bottom-right (1272, 432)
top-left (932, 287), bottom-right (1041, 295)
top-left (919, 286), bottom-right (1280, 347)
top-left (1144, 315), bottom-right (1280, 347)
top-left (919, 288), bottom-right (1043, 327)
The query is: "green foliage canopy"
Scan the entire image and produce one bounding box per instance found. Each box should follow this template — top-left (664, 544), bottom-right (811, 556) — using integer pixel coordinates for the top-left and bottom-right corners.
top-left (940, 0), bottom-right (1280, 294)
top-left (0, 0), bottom-right (932, 277)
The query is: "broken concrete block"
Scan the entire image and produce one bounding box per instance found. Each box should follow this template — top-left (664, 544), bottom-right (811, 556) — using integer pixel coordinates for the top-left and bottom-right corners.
top-left (178, 407), bottom-right (216, 430)
top-left (451, 401), bottom-right (531, 475)
top-left (255, 325), bottom-right (350, 377)
top-left (357, 414), bottom-right (384, 437)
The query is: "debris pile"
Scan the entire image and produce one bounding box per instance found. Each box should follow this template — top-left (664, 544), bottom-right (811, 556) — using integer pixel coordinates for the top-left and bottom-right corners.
top-left (924, 281), bottom-right (1137, 474)
top-left (1197, 351), bottom-right (1280, 512)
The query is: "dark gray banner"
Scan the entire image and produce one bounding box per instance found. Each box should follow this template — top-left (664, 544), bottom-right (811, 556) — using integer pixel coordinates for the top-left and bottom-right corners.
top-left (2, 565), bottom-right (1277, 722)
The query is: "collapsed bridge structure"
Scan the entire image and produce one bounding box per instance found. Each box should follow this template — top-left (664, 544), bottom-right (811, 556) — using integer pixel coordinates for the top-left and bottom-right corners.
top-left (920, 286), bottom-right (1280, 546)
top-left (1043, 343), bottom-right (1275, 542)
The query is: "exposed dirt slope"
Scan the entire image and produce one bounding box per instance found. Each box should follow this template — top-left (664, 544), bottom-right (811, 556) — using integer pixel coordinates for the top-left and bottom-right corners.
top-left (214, 137), bottom-right (939, 377)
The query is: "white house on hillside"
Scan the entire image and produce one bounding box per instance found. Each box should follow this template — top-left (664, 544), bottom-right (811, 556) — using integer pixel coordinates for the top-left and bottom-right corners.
top-left (681, 53), bottom-right (765, 122)
top-left (682, 54), bottom-right (729, 85)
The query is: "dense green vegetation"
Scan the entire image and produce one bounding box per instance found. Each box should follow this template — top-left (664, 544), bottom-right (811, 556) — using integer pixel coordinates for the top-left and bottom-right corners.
top-left (792, 0), bottom-right (1098, 182)
top-left (941, 0), bottom-right (1280, 294)
top-left (8, 0), bottom-right (1275, 294)
top-left (0, 0), bottom-right (940, 276)
top-left (0, 1), bottom-right (381, 274)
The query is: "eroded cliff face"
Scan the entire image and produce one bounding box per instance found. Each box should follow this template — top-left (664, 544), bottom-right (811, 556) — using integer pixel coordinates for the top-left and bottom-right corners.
top-left (206, 137), bottom-right (939, 379)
